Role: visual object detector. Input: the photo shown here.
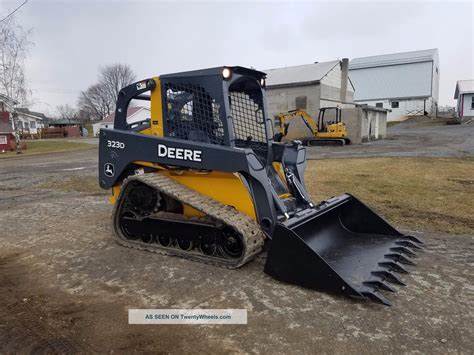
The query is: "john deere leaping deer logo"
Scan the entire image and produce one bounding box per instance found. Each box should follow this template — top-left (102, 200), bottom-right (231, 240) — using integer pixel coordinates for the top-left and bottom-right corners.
top-left (104, 163), bottom-right (115, 177)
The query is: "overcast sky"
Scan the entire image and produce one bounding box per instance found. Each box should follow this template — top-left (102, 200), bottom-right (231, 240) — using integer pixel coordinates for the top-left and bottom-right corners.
top-left (1, 0), bottom-right (473, 114)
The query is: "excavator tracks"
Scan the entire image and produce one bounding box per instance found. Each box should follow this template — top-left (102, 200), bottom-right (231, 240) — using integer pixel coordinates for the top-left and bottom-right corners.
top-left (111, 172), bottom-right (266, 269)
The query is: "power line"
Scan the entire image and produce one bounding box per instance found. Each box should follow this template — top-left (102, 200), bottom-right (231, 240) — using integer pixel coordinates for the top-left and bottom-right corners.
top-left (0, 0), bottom-right (28, 24)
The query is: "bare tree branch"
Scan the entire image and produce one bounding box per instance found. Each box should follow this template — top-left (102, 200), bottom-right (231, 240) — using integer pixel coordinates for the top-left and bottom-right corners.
top-left (0, 16), bottom-right (33, 154)
top-left (0, 16), bottom-right (33, 106)
top-left (55, 104), bottom-right (77, 120)
top-left (77, 63), bottom-right (136, 121)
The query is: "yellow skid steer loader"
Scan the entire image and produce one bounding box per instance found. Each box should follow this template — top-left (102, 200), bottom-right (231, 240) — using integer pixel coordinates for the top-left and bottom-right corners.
top-left (99, 66), bottom-right (422, 306)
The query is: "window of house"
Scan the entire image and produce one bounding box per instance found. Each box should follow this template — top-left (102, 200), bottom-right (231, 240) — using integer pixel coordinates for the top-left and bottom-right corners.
top-left (30, 121), bottom-right (36, 129)
top-left (295, 96), bottom-right (308, 110)
top-left (0, 135), bottom-right (7, 145)
top-left (471, 96), bottom-right (474, 110)
top-left (391, 101), bottom-right (399, 109)
top-left (375, 102), bottom-right (383, 108)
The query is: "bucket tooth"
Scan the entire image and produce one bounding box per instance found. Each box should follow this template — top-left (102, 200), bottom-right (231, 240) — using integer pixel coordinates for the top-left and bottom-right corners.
top-left (403, 235), bottom-right (424, 246)
top-left (362, 291), bottom-right (392, 306)
top-left (390, 246), bottom-right (416, 257)
top-left (385, 253), bottom-right (416, 266)
top-left (396, 240), bottom-right (423, 250)
top-left (379, 261), bottom-right (409, 274)
top-left (371, 270), bottom-right (406, 286)
top-left (363, 280), bottom-right (397, 293)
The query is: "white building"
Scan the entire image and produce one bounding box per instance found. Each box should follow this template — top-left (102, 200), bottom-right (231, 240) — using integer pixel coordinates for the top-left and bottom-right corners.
top-left (264, 59), bottom-right (355, 120)
top-left (92, 106), bottom-right (151, 136)
top-left (454, 80), bottom-right (474, 123)
top-left (349, 49), bottom-right (439, 121)
top-left (15, 108), bottom-right (47, 136)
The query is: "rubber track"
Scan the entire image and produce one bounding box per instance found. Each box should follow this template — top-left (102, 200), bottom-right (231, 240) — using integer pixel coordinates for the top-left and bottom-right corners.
top-left (112, 173), bottom-right (266, 268)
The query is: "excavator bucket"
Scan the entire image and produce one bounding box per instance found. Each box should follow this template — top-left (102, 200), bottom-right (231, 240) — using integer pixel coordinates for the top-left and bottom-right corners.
top-left (264, 194), bottom-right (423, 306)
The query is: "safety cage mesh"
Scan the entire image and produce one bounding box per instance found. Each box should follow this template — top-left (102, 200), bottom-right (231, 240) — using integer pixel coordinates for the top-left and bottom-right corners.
top-left (163, 82), bottom-right (225, 145)
top-left (229, 91), bottom-right (267, 152)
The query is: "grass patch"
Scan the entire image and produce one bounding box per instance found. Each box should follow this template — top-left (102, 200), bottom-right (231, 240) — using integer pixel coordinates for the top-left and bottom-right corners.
top-left (0, 140), bottom-right (96, 158)
top-left (305, 157), bottom-right (474, 235)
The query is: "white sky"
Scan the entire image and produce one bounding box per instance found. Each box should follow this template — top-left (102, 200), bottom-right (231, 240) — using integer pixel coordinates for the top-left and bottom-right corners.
top-left (1, 0), bottom-right (473, 114)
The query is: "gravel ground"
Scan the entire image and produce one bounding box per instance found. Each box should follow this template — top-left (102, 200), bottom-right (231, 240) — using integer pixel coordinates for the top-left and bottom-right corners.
top-left (1, 121), bottom-right (473, 353)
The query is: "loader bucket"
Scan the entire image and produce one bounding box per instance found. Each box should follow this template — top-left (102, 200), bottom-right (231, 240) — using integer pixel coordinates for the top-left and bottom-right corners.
top-left (264, 194), bottom-right (423, 306)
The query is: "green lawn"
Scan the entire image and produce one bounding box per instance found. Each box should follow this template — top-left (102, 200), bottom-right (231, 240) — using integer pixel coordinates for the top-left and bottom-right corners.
top-left (305, 157), bottom-right (474, 235)
top-left (0, 140), bottom-right (96, 158)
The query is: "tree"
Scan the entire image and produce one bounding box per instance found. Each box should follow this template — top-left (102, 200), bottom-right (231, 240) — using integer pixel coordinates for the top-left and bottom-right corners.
top-left (77, 83), bottom-right (114, 121)
top-left (99, 63), bottom-right (136, 104)
top-left (0, 16), bottom-right (33, 154)
top-left (0, 17), bottom-right (32, 105)
top-left (78, 64), bottom-right (136, 121)
top-left (55, 104), bottom-right (77, 121)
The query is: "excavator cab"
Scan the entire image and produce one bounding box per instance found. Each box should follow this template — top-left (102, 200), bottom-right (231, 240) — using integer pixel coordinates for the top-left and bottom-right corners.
top-left (318, 107), bottom-right (341, 130)
top-left (99, 66), bottom-right (422, 305)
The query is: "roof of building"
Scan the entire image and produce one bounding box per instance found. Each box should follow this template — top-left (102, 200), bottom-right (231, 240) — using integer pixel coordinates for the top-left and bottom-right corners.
top-left (0, 93), bottom-right (18, 106)
top-left (454, 80), bottom-right (474, 98)
top-left (0, 121), bottom-right (13, 134)
top-left (15, 108), bottom-right (48, 120)
top-left (349, 49), bottom-right (438, 70)
top-left (50, 119), bottom-right (82, 125)
top-left (101, 106), bottom-right (143, 123)
top-left (264, 60), bottom-right (340, 88)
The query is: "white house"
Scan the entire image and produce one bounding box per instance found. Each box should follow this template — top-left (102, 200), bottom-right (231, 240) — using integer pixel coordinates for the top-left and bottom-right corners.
top-left (454, 80), bottom-right (474, 123)
top-left (15, 108), bottom-right (47, 136)
top-left (349, 49), bottom-right (439, 121)
top-left (93, 106), bottom-right (151, 136)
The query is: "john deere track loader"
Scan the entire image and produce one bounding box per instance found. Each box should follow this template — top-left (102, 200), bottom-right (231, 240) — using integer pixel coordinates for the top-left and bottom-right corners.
top-left (99, 66), bottom-right (422, 306)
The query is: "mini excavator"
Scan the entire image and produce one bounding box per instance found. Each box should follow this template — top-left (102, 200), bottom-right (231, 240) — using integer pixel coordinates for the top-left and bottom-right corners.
top-left (274, 108), bottom-right (351, 145)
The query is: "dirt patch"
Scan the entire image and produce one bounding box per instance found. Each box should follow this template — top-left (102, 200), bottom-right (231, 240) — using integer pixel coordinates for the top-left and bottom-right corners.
top-left (0, 251), bottom-right (89, 353)
top-left (38, 175), bottom-right (106, 195)
top-left (0, 251), bottom-right (223, 353)
top-left (448, 178), bottom-right (474, 186)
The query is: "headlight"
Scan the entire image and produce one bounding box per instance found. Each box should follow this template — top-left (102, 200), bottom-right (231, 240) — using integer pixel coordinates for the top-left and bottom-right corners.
top-left (260, 78), bottom-right (266, 87)
top-left (222, 67), bottom-right (232, 80)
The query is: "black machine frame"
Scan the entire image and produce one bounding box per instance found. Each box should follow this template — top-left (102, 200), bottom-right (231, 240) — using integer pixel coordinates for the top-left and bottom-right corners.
top-left (99, 66), bottom-right (315, 236)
